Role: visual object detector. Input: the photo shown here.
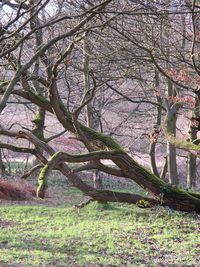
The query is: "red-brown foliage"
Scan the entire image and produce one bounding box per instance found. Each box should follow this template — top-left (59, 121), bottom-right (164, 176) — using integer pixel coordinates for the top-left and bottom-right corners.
top-left (0, 179), bottom-right (36, 200)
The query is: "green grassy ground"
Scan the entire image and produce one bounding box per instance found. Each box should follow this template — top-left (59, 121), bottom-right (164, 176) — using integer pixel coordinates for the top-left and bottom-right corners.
top-left (0, 173), bottom-right (199, 266)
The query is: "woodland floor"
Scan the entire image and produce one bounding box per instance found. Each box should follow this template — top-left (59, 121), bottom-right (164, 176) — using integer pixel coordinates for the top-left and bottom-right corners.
top-left (0, 170), bottom-right (199, 267)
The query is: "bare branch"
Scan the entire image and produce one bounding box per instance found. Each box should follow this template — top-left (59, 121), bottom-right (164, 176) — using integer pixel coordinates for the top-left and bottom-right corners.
top-left (0, 142), bottom-right (36, 155)
top-left (21, 164), bottom-right (43, 179)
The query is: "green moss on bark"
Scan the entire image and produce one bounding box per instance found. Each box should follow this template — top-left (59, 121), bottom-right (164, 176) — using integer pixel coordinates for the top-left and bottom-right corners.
top-left (37, 165), bottom-right (48, 198)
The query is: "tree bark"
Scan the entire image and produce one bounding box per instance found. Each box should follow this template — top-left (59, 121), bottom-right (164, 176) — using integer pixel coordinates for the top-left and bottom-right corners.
top-left (187, 128), bottom-right (197, 188)
top-left (187, 91), bottom-right (200, 188)
top-left (0, 149), bottom-right (5, 177)
top-left (166, 81), bottom-right (179, 185)
top-left (83, 35), bottom-right (103, 189)
top-left (149, 69), bottom-right (162, 177)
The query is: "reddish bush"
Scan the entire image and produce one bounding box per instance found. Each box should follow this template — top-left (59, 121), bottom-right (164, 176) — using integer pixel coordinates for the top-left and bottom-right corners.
top-left (0, 179), bottom-right (36, 200)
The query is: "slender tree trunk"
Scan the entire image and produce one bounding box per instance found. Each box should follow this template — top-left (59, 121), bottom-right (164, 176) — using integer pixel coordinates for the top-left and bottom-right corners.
top-left (0, 149), bottom-right (5, 177)
top-left (187, 92), bottom-right (200, 188)
top-left (162, 6), bottom-right (179, 185)
top-left (160, 156), bottom-right (168, 181)
top-left (166, 81), bottom-right (179, 185)
top-left (187, 11), bottom-right (200, 188)
top-left (83, 35), bottom-right (103, 189)
top-left (29, 3), bottom-right (47, 171)
top-left (187, 144), bottom-right (197, 188)
top-left (149, 69), bottom-right (162, 177)
top-left (167, 141), bottom-right (179, 185)
top-left (93, 170), bottom-right (103, 189)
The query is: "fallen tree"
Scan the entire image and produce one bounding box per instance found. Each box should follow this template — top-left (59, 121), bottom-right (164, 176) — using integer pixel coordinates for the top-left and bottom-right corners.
top-left (1, 96), bottom-right (200, 212)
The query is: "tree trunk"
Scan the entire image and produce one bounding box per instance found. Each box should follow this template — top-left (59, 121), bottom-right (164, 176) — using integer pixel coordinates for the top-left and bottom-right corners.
top-left (83, 35), bottom-right (103, 189)
top-left (166, 81), bottom-right (179, 185)
top-left (160, 156), bottom-right (168, 181)
top-left (31, 107), bottom-right (45, 174)
top-left (149, 69), bottom-right (162, 177)
top-left (187, 91), bottom-right (200, 188)
top-left (167, 142), bottom-right (179, 185)
top-left (187, 127), bottom-right (197, 188)
top-left (187, 151), bottom-right (197, 188)
top-left (0, 149), bottom-right (5, 177)
top-left (93, 170), bottom-right (102, 189)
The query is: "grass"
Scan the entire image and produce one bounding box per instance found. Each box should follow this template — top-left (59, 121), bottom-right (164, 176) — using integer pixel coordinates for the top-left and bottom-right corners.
top-left (0, 172), bottom-right (199, 266)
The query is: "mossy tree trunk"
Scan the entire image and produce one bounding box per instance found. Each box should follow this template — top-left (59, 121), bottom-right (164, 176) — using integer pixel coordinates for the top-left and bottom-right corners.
top-left (31, 107), bottom-right (46, 170)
